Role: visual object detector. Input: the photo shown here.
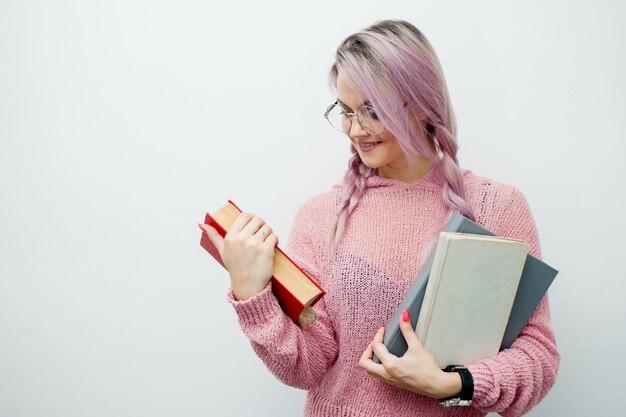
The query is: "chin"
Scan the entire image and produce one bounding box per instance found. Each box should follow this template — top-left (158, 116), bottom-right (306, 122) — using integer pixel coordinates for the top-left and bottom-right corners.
top-left (358, 158), bottom-right (384, 170)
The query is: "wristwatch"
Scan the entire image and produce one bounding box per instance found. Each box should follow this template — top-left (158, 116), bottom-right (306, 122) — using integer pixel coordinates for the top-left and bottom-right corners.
top-left (439, 365), bottom-right (474, 407)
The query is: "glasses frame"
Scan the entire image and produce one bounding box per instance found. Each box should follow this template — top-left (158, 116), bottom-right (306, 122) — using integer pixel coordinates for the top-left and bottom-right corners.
top-left (324, 101), bottom-right (385, 136)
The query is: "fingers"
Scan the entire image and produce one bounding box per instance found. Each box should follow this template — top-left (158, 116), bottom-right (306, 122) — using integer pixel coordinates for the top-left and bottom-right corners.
top-left (398, 308), bottom-right (424, 353)
top-left (229, 213), bottom-right (275, 242)
top-left (228, 212), bottom-right (255, 235)
top-left (370, 331), bottom-right (396, 365)
top-left (201, 211), bottom-right (278, 267)
top-left (241, 214), bottom-right (266, 237)
top-left (358, 343), bottom-right (376, 371)
top-left (199, 223), bottom-right (225, 255)
top-left (264, 231), bottom-right (279, 247)
top-left (359, 326), bottom-right (385, 368)
top-left (241, 214), bottom-right (278, 246)
top-left (374, 325), bottom-right (385, 343)
top-left (358, 328), bottom-right (387, 376)
top-left (254, 224), bottom-right (273, 243)
top-left (359, 317), bottom-right (440, 397)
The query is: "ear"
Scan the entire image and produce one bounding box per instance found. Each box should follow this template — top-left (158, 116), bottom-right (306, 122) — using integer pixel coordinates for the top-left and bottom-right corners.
top-left (425, 120), bottom-right (435, 135)
top-left (406, 109), bottom-right (442, 164)
top-left (406, 105), bottom-right (431, 131)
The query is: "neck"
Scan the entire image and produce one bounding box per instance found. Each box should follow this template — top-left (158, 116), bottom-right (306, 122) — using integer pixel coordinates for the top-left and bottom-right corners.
top-left (376, 155), bottom-right (437, 184)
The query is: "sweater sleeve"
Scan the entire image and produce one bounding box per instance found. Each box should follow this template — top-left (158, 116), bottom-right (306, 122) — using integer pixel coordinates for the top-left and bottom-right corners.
top-left (467, 186), bottom-right (560, 417)
top-left (226, 203), bottom-right (338, 390)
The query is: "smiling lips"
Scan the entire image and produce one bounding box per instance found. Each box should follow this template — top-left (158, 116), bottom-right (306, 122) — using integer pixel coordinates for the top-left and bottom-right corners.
top-left (357, 141), bottom-right (383, 152)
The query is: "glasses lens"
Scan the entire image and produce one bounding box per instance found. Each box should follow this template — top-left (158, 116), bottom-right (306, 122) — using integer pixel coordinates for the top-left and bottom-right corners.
top-left (325, 103), bottom-right (348, 133)
top-left (359, 106), bottom-right (384, 135)
top-left (324, 103), bottom-right (386, 135)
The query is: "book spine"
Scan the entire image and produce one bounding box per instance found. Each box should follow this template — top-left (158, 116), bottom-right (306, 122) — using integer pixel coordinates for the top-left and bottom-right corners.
top-left (270, 278), bottom-right (306, 322)
top-left (415, 235), bottom-right (450, 346)
top-left (201, 213), bottom-right (226, 267)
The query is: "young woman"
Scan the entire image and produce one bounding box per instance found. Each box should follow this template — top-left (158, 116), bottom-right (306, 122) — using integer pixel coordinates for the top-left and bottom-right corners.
top-left (199, 19), bottom-right (559, 417)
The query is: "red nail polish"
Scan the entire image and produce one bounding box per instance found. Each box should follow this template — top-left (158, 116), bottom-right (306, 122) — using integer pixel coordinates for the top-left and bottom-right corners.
top-left (402, 308), bottom-right (410, 323)
top-left (198, 223), bottom-right (206, 233)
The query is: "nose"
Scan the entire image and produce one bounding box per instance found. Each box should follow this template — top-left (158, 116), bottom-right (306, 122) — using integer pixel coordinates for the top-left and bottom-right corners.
top-left (348, 115), bottom-right (369, 139)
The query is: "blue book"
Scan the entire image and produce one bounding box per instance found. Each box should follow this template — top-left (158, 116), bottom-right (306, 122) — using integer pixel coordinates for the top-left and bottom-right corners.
top-left (373, 212), bottom-right (558, 363)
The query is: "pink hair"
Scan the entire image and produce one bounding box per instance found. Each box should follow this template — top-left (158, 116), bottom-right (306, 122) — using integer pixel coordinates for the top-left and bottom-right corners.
top-left (328, 20), bottom-right (475, 251)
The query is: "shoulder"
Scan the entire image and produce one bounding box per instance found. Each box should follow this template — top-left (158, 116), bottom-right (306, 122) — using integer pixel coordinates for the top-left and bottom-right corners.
top-left (288, 187), bottom-right (340, 253)
top-left (463, 169), bottom-right (524, 198)
top-left (463, 169), bottom-right (529, 208)
top-left (286, 188), bottom-right (338, 265)
top-left (462, 170), bottom-right (535, 236)
top-left (293, 188), bottom-right (340, 224)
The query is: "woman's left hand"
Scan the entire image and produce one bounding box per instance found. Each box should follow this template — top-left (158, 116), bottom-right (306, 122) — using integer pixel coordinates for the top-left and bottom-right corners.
top-left (358, 309), bottom-right (462, 400)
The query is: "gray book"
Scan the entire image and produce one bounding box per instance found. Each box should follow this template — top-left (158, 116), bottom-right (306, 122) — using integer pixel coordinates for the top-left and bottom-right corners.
top-left (373, 212), bottom-right (558, 364)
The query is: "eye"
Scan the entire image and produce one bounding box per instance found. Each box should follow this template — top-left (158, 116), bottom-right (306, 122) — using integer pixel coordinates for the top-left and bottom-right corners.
top-left (363, 106), bottom-right (379, 120)
top-left (338, 106), bottom-right (352, 117)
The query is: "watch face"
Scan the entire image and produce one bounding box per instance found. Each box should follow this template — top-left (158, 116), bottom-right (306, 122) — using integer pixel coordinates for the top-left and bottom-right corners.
top-left (440, 398), bottom-right (472, 407)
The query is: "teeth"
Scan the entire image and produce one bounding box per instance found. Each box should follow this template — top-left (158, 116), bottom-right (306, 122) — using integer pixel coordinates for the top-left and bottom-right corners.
top-left (361, 142), bottom-right (380, 148)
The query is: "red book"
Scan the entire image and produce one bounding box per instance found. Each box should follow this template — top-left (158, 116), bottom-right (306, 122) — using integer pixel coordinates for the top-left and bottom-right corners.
top-left (200, 200), bottom-right (325, 323)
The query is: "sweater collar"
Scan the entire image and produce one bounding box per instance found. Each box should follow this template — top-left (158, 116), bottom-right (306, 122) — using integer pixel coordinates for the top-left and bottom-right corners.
top-left (332, 167), bottom-right (472, 191)
top-left (365, 166), bottom-right (440, 189)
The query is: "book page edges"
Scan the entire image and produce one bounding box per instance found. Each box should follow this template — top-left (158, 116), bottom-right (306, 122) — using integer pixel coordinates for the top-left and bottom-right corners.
top-left (274, 247), bottom-right (325, 295)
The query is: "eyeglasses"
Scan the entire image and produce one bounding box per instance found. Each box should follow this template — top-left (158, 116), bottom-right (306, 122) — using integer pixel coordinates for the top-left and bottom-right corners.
top-left (324, 101), bottom-right (385, 136)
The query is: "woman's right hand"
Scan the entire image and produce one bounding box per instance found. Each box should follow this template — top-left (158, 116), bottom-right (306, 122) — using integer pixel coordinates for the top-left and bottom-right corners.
top-left (199, 213), bottom-right (278, 301)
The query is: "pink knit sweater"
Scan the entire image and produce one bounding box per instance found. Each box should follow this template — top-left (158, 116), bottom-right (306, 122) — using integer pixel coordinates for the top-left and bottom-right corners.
top-left (227, 169), bottom-right (559, 417)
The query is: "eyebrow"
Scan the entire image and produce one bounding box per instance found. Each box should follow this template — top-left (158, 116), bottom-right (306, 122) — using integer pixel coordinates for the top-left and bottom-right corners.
top-left (336, 98), bottom-right (371, 111)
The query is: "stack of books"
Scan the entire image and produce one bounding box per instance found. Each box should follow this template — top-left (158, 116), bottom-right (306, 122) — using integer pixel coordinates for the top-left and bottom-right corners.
top-left (374, 213), bottom-right (558, 366)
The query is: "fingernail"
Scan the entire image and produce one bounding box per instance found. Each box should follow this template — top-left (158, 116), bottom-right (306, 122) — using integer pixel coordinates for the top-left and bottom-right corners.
top-left (198, 223), bottom-right (206, 233)
top-left (378, 324), bottom-right (384, 331)
top-left (402, 308), bottom-right (410, 323)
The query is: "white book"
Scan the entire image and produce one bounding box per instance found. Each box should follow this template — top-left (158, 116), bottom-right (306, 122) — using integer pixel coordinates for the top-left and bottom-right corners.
top-left (415, 232), bottom-right (528, 368)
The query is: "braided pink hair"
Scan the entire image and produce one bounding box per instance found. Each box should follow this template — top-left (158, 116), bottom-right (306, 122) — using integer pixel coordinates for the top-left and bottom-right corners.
top-left (327, 20), bottom-right (475, 251)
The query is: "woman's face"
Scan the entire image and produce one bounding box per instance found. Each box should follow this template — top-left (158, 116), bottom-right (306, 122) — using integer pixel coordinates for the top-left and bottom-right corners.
top-left (336, 75), bottom-right (410, 178)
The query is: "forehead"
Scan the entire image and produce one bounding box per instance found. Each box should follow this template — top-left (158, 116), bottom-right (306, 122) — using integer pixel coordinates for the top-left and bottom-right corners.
top-left (336, 75), bottom-right (366, 110)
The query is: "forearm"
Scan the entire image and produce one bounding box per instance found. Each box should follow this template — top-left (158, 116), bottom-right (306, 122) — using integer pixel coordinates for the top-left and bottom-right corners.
top-left (467, 295), bottom-right (560, 417)
top-left (228, 282), bottom-right (338, 390)
top-left (465, 187), bottom-right (560, 415)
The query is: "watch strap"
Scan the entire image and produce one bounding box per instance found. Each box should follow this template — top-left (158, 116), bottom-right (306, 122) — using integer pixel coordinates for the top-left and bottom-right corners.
top-left (440, 365), bottom-right (474, 407)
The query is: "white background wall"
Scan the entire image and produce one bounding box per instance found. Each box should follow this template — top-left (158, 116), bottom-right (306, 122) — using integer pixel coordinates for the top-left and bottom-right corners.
top-left (1, 1), bottom-right (624, 416)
